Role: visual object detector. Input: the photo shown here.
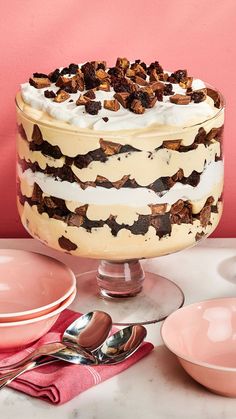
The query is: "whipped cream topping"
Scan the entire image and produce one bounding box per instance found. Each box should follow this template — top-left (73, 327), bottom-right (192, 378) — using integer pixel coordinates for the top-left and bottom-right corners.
top-left (18, 160), bottom-right (223, 207)
top-left (20, 73), bottom-right (218, 131)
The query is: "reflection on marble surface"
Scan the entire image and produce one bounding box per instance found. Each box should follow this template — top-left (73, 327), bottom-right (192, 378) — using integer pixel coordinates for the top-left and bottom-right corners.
top-left (218, 255), bottom-right (236, 284)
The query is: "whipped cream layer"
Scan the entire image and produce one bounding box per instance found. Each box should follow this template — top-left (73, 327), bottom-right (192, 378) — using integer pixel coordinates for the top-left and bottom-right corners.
top-left (20, 74), bottom-right (219, 131)
top-left (18, 160), bottom-right (223, 207)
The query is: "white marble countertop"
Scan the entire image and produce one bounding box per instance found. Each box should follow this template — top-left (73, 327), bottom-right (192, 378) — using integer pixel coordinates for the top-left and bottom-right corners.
top-left (0, 238), bottom-right (236, 419)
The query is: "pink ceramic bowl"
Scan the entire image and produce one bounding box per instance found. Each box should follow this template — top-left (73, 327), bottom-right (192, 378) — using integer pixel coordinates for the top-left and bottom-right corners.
top-left (0, 249), bottom-right (76, 321)
top-left (0, 288), bottom-right (76, 350)
top-left (161, 298), bottom-right (236, 397)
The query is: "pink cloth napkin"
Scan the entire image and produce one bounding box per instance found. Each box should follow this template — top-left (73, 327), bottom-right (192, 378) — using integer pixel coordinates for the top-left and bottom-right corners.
top-left (0, 310), bottom-right (153, 405)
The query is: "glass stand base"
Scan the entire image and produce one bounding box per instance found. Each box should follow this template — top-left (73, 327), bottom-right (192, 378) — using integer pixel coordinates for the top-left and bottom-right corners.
top-left (71, 270), bottom-right (185, 325)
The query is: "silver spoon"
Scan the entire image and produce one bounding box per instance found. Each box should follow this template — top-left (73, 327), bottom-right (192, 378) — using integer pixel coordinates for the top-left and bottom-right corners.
top-left (94, 324), bottom-right (147, 364)
top-left (0, 310), bottom-right (112, 372)
top-left (51, 324), bottom-right (147, 364)
top-left (0, 324), bottom-right (147, 389)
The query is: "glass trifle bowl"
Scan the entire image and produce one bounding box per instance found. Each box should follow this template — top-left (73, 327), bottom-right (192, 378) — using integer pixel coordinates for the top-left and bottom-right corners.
top-left (16, 59), bottom-right (224, 324)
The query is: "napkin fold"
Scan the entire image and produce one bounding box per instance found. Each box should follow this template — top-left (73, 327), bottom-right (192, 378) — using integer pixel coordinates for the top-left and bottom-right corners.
top-left (0, 310), bottom-right (153, 405)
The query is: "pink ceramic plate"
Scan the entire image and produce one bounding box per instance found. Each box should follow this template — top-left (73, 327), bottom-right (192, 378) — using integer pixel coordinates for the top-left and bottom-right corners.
top-left (0, 288), bottom-right (76, 350)
top-left (161, 297), bottom-right (236, 397)
top-left (0, 249), bottom-right (76, 321)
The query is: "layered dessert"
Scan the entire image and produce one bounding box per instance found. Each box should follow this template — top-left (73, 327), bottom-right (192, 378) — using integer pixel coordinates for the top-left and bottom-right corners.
top-left (16, 58), bottom-right (224, 260)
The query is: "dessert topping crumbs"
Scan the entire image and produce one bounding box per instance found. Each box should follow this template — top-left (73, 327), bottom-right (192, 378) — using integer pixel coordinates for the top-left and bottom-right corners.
top-left (29, 77), bottom-right (51, 89)
top-left (85, 100), bottom-right (102, 115)
top-left (170, 94), bottom-right (191, 105)
top-left (28, 59), bottom-right (221, 116)
top-left (84, 89), bottom-right (96, 99)
top-left (53, 90), bottom-right (70, 103)
top-left (44, 90), bottom-right (56, 98)
top-left (104, 99), bottom-right (120, 111)
top-left (191, 90), bottom-right (207, 103)
top-left (76, 94), bottom-right (91, 106)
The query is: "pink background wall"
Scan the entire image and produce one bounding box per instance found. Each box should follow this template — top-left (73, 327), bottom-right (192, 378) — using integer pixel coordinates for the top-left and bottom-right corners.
top-left (0, 0), bottom-right (235, 237)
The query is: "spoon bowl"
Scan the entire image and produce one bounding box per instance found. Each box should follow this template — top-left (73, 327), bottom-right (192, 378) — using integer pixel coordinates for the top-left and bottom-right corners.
top-left (95, 324), bottom-right (147, 364)
top-left (52, 324), bottom-right (147, 365)
top-left (63, 311), bottom-right (112, 351)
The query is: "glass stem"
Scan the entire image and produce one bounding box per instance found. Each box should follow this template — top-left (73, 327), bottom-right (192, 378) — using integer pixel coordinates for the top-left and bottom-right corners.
top-left (97, 259), bottom-right (145, 298)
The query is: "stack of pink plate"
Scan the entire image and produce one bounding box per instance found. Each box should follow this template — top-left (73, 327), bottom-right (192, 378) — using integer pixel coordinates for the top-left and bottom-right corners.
top-left (0, 249), bottom-right (76, 350)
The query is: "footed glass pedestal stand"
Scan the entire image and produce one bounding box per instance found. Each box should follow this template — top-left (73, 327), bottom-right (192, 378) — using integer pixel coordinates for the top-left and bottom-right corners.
top-left (74, 259), bottom-right (184, 325)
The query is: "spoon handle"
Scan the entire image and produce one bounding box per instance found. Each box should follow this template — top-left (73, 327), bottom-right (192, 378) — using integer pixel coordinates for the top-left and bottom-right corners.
top-left (0, 357), bottom-right (57, 382)
top-left (0, 342), bottom-right (66, 372)
top-left (0, 361), bottom-right (39, 389)
top-left (0, 346), bottom-right (98, 388)
top-left (0, 357), bottom-right (63, 389)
